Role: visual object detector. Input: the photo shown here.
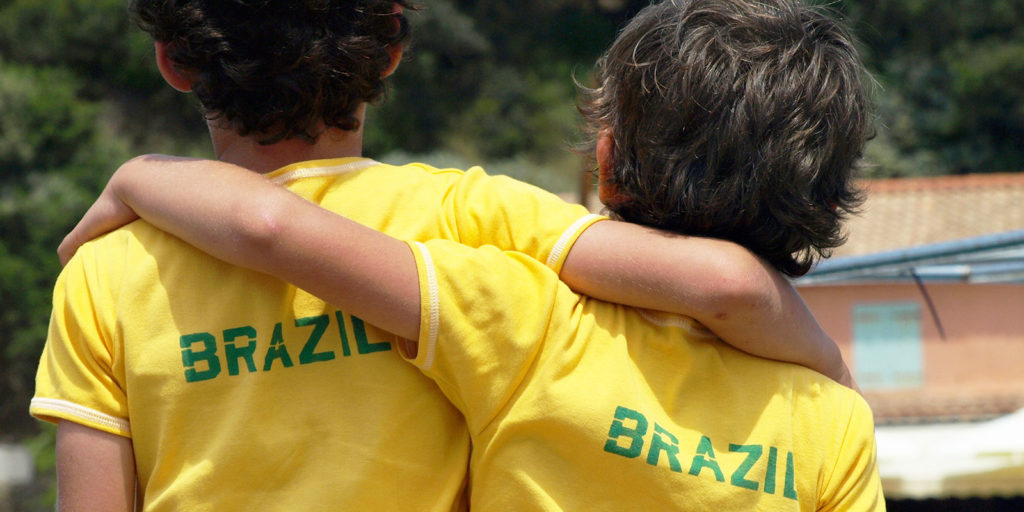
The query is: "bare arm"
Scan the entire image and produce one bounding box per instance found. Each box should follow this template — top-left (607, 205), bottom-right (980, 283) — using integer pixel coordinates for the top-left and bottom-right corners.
top-left (60, 155), bottom-right (851, 385)
top-left (59, 155), bottom-right (420, 340)
top-left (56, 421), bottom-right (136, 512)
top-left (562, 222), bottom-right (851, 385)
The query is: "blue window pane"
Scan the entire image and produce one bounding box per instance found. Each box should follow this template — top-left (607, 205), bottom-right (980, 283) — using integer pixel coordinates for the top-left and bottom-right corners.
top-left (852, 302), bottom-right (923, 390)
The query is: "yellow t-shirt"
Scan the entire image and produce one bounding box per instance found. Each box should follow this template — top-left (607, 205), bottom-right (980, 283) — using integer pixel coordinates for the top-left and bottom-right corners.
top-left (31, 158), bottom-right (605, 512)
top-left (407, 240), bottom-right (885, 511)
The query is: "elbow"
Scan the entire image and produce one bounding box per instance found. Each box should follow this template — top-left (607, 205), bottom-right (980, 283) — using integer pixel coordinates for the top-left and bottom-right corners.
top-left (234, 196), bottom-right (294, 259)
top-left (706, 248), bottom-right (781, 318)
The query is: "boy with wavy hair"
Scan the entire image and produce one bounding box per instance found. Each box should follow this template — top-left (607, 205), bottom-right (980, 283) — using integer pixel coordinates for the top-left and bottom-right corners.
top-left (39, 0), bottom-right (865, 510)
top-left (582, 0), bottom-right (869, 277)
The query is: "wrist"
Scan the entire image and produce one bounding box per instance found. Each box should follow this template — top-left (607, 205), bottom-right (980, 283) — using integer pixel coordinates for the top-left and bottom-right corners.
top-left (827, 356), bottom-right (857, 391)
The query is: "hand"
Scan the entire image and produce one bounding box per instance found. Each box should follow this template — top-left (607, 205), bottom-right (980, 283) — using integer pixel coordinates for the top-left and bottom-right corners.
top-left (58, 168), bottom-right (140, 266)
top-left (835, 361), bottom-right (862, 395)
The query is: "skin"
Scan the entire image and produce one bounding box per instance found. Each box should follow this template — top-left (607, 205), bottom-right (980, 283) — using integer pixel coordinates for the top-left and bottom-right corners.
top-left (56, 421), bottom-right (136, 512)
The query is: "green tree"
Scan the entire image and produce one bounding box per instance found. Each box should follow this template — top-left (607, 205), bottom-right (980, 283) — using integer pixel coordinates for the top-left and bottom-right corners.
top-left (0, 63), bottom-right (129, 434)
top-left (0, 0), bottom-right (211, 153)
top-left (843, 0), bottom-right (1024, 175)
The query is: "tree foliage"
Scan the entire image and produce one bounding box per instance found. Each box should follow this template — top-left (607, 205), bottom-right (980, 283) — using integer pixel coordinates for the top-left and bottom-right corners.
top-left (845, 0), bottom-right (1024, 175)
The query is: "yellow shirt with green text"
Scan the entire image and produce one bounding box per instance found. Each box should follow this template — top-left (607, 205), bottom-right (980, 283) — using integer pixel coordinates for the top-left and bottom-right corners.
top-left (32, 158), bottom-right (604, 512)
top-left (407, 240), bottom-right (885, 511)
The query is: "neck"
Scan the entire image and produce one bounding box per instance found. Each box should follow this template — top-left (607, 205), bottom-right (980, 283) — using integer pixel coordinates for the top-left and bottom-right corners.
top-left (208, 109), bottom-right (366, 174)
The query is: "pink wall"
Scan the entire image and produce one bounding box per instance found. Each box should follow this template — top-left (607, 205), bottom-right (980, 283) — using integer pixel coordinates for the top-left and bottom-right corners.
top-left (798, 283), bottom-right (1024, 393)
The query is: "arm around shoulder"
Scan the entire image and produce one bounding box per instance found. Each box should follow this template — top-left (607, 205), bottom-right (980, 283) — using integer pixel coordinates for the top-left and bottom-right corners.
top-left (75, 155), bottom-right (423, 340)
top-left (560, 220), bottom-right (849, 384)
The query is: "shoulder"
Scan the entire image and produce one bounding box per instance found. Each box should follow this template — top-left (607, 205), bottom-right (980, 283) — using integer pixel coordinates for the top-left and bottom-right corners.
top-left (63, 220), bottom-right (225, 297)
top-left (395, 161), bottom-right (473, 178)
top-left (392, 160), bottom-right (577, 204)
top-left (782, 366), bottom-right (877, 464)
top-left (271, 159), bottom-right (473, 195)
top-left (55, 222), bottom-right (151, 305)
top-left (413, 240), bottom-right (573, 314)
top-left (66, 221), bottom-right (155, 275)
top-left (74, 220), bottom-right (189, 265)
top-left (364, 161), bottom-right (476, 186)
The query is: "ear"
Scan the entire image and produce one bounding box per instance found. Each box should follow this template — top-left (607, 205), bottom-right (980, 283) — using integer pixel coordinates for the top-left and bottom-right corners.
top-left (382, 43), bottom-right (404, 78)
top-left (596, 128), bottom-right (629, 207)
top-left (155, 41), bottom-right (194, 93)
top-left (382, 3), bottom-right (405, 78)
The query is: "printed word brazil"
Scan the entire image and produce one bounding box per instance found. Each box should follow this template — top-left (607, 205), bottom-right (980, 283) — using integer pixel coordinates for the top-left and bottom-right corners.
top-left (604, 406), bottom-right (798, 500)
top-left (179, 311), bottom-right (391, 382)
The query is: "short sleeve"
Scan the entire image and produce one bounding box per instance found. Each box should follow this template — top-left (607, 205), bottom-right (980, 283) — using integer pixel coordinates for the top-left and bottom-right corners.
top-left (30, 243), bottom-right (130, 437)
top-left (819, 395), bottom-right (886, 511)
top-left (447, 167), bottom-right (606, 273)
top-left (405, 239), bottom-right (574, 435)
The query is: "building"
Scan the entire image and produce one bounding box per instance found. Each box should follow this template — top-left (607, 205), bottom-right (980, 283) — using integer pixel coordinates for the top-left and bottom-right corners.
top-left (796, 173), bottom-right (1024, 502)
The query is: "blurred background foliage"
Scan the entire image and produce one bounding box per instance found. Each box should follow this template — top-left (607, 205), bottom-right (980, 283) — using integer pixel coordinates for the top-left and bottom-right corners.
top-left (1, 0), bottom-right (1023, 508)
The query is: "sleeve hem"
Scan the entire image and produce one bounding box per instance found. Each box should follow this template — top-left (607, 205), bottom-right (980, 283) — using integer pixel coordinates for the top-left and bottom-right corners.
top-left (407, 241), bottom-right (440, 371)
top-left (30, 397), bottom-right (131, 438)
top-left (546, 214), bottom-right (608, 273)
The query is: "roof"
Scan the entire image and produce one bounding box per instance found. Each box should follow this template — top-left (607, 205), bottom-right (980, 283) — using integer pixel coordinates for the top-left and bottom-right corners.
top-left (866, 388), bottom-right (1024, 426)
top-left (836, 172), bottom-right (1024, 258)
top-left (798, 229), bottom-right (1024, 284)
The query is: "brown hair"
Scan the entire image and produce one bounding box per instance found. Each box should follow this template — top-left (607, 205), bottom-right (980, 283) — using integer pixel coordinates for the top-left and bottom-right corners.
top-left (579, 0), bottom-right (873, 276)
top-left (131, 0), bottom-right (415, 144)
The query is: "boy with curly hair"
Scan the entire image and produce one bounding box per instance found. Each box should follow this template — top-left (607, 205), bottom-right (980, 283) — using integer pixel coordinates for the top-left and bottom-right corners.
top-left (36, 0), bottom-right (864, 510)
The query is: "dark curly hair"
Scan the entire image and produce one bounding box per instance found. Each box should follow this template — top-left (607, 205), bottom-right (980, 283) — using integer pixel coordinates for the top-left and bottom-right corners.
top-left (131, 0), bottom-right (414, 144)
top-left (579, 0), bottom-right (873, 276)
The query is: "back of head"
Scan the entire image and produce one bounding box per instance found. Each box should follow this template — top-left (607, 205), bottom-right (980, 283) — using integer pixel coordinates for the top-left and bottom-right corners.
top-left (580, 0), bottom-right (872, 276)
top-left (131, 0), bottom-right (413, 144)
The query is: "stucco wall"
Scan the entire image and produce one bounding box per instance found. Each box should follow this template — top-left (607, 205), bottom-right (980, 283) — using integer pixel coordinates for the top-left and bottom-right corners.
top-left (797, 282), bottom-right (1024, 421)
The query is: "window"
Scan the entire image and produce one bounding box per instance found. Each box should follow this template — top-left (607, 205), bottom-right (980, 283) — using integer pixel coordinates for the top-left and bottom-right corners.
top-left (852, 302), bottom-right (923, 391)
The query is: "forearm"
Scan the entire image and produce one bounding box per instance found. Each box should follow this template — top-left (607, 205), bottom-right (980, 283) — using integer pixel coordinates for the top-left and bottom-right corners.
top-left (109, 156), bottom-right (421, 339)
top-left (696, 261), bottom-right (849, 384)
top-left (561, 220), bottom-right (850, 385)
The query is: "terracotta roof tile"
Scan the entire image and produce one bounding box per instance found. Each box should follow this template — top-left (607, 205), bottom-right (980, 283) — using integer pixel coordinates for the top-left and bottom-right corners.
top-left (837, 173), bottom-right (1024, 257)
top-left (865, 387), bottom-right (1024, 425)
top-left (575, 172), bottom-right (1024, 258)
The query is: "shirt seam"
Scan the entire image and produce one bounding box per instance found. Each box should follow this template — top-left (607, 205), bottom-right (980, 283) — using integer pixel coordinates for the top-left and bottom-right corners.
top-left (30, 397), bottom-right (131, 435)
top-left (412, 242), bottom-right (440, 371)
top-left (546, 214), bottom-right (606, 270)
top-left (269, 159), bottom-right (381, 186)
